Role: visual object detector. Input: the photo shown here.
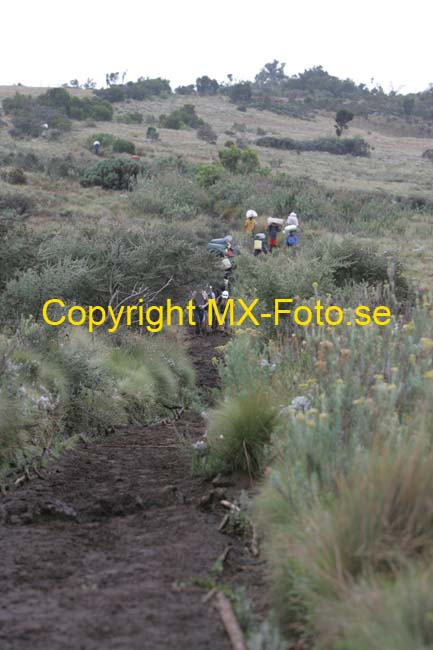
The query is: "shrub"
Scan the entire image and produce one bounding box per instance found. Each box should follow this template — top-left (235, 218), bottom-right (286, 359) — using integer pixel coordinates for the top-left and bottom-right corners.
top-left (9, 105), bottom-right (71, 137)
top-left (175, 84), bottom-right (195, 95)
top-left (126, 78), bottom-right (171, 99)
top-left (118, 111), bottom-right (143, 124)
top-left (321, 237), bottom-right (410, 300)
top-left (0, 217), bottom-right (38, 291)
top-left (227, 81), bottom-right (252, 104)
top-left (14, 151), bottom-right (42, 171)
top-left (335, 108), bottom-right (354, 136)
top-left (256, 135), bottom-right (370, 157)
top-left (195, 162), bottom-right (226, 188)
top-left (98, 85), bottom-right (126, 103)
top-left (218, 144), bottom-right (260, 173)
top-left (85, 132), bottom-right (135, 154)
top-left (159, 104), bottom-right (204, 130)
top-left (3, 91), bottom-right (113, 136)
top-left (37, 89), bottom-right (113, 122)
top-left (0, 191), bottom-right (34, 216)
top-left (1, 167), bottom-right (27, 185)
top-left (89, 103), bottom-right (113, 121)
top-left (130, 171), bottom-right (208, 219)
top-left (80, 158), bottom-right (141, 190)
top-left (218, 144), bottom-right (241, 172)
top-left (112, 138), bottom-right (135, 154)
top-left (206, 389), bottom-right (280, 476)
top-left (45, 155), bottom-right (80, 179)
top-left (196, 122), bottom-right (217, 144)
top-left (146, 126), bottom-right (159, 142)
top-left (196, 76), bottom-right (219, 96)
top-left (422, 148), bottom-right (433, 162)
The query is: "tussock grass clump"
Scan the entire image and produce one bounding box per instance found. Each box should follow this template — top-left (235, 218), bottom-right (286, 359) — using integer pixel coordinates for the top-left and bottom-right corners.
top-left (297, 445), bottom-right (433, 595)
top-left (207, 390), bottom-right (279, 476)
top-left (256, 443), bottom-right (433, 640)
top-left (320, 567), bottom-right (433, 650)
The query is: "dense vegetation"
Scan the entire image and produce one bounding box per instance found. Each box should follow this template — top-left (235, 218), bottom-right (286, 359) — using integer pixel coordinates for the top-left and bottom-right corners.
top-left (1, 65), bottom-right (433, 647)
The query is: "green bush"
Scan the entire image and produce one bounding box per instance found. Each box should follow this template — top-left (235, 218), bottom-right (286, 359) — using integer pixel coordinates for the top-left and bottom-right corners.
top-left (159, 104), bottom-right (204, 129)
top-left (256, 135), bottom-right (370, 157)
top-left (175, 84), bottom-right (195, 95)
top-left (89, 103), bottom-right (113, 121)
top-left (146, 126), bottom-right (159, 142)
top-left (80, 158), bottom-right (140, 190)
top-left (218, 144), bottom-right (260, 173)
top-left (86, 132), bottom-right (136, 153)
top-left (95, 78), bottom-right (171, 102)
top-left (320, 237), bottom-right (410, 300)
top-left (118, 111), bottom-right (143, 124)
top-left (130, 171), bottom-right (208, 219)
top-left (9, 106), bottom-right (71, 137)
top-left (195, 162), bottom-right (226, 188)
top-left (227, 81), bottom-right (252, 103)
top-left (3, 91), bottom-right (112, 136)
top-left (112, 138), bottom-right (135, 154)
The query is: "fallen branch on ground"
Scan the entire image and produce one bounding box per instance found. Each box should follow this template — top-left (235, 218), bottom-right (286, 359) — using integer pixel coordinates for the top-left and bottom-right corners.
top-left (214, 591), bottom-right (247, 650)
top-left (220, 500), bottom-right (241, 512)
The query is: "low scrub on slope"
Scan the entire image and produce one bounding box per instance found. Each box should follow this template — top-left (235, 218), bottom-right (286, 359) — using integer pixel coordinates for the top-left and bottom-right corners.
top-left (256, 135), bottom-right (370, 157)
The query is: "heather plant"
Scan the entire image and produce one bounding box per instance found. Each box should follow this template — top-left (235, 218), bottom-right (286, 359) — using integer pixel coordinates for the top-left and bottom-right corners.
top-left (80, 158), bottom-right (141, 190)
top-left (130, 171), bottom-right (208, 219)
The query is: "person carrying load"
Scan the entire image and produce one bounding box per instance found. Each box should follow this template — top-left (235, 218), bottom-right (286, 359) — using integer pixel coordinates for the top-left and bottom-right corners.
top-left (244, 210), bottom-right (257, 235)
top-left (253, 233), bottom-right (268, 257)
top-left (285, 224), bottom-right (299, 252)
top-left (286, 212), bottom-right (299, 228)
top-left (216, 290), bottom-right (231, 334)
top-left (267, 217), bottom-right (283, 253)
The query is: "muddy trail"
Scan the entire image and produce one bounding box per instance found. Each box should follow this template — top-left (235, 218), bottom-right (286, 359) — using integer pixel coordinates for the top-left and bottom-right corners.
top-left (0, 332), bottom-right (264, 650)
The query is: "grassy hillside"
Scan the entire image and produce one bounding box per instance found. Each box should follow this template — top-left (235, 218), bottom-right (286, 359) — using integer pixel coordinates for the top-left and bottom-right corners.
top-left (1, 87), bottom-right (432, 283)
top-left (1, 82), bottom-right (433, 649)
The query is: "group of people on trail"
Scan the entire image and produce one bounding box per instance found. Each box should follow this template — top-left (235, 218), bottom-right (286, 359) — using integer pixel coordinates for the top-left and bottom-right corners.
top-left (190, 286), bottom-right (230, 336)
top-left (244, 210), bottom-right (300, 256)
top-left (190, 207), bottom-right (301, 335)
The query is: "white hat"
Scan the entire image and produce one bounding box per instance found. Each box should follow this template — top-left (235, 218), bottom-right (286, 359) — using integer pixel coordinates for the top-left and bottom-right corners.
top-left (221, 290), bottom-right (229, 299)
top-left (286, 224), bottom-right (297, 232)
top-left (246, 210), bottom-right (258, 218)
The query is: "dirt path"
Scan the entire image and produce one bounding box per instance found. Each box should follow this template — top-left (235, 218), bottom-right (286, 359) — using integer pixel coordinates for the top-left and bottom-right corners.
top-left (0, 332), bottom-right (261, 650)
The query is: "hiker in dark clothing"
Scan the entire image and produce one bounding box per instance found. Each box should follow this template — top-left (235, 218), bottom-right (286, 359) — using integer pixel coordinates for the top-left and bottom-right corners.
top-left (192, 290), bottom-right (207, 335)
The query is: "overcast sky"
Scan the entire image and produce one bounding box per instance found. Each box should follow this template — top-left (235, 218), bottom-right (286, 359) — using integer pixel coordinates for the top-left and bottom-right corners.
top-left (2, 0), bottom-right (432, 93)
